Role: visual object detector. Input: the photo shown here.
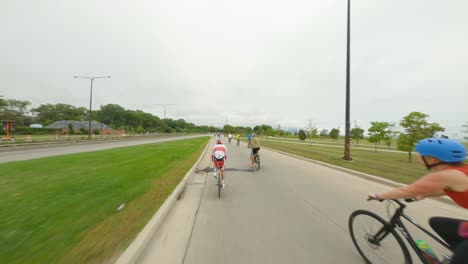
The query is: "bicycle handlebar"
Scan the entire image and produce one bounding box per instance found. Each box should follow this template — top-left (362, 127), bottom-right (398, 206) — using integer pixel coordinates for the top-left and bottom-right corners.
top-left (367, 196), bottom-right (417, 207)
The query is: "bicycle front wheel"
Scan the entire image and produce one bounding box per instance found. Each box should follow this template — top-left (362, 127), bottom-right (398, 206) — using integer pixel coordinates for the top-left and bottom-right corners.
top-left (349, 210), bottom-right (411, 264)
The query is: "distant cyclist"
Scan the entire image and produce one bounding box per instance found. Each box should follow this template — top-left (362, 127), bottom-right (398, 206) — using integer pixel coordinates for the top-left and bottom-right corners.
top-left (228, 133), bottom-right (232, 144)
top-left (250, 133), bottom-right (261, 168)
top-left (235, 133), bottom-right (240, 146)
top-left (247, 133), bottom-right (252, 148)
top-left (212, 139), bottom-right (227, 188)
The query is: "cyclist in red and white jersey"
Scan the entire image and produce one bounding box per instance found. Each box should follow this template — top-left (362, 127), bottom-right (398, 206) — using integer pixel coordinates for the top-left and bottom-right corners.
top-left (212, 139), bottom-right (227, 188)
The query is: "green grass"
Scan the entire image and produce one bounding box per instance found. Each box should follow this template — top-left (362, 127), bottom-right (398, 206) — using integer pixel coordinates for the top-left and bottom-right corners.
top-left (260, 140), bottom-right (429, 184)
top-left (0, 136), bottom-right (209, 264)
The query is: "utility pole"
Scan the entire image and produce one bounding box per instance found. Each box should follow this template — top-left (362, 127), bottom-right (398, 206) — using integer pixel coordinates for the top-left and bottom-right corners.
top-left (156, 104), bottom-right (175, 119)
top-left (343, 0), bottom-right (352, 160)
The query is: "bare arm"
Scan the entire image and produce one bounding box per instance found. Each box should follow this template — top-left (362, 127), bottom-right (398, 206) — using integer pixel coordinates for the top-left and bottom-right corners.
top-left (370, 169), bottom-right (467, 200)
top-left (372, 172), bottom-right (447, 200)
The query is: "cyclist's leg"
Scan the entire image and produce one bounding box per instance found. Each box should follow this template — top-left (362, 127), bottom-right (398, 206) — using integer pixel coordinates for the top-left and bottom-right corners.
top-left (213, 161), bottom-right (219, 177)
top-left (220, 160), bottom-right (225, 187)
top-left (220, 160), bottom-right (225, 181)
top-left (451, 239), bottom-right (468, 264)
top-left (250, 149), bottom-right (255, 167)
top-left (429, 217), bottom-right (463, 248)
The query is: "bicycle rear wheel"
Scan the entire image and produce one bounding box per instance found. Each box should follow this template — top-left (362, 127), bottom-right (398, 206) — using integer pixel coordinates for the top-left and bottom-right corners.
top-left (254, 155), bottom-right (260, 171)
top-left (349, 210), bottom-right (411, 264)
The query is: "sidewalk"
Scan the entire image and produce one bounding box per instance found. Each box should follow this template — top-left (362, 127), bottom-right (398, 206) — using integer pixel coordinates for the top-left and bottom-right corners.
top-left (115, 138), bottom-right (214, 264)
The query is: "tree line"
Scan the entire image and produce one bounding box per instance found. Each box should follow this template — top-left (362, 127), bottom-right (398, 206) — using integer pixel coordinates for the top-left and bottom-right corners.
top-left (1, 97), bottom-right (468, 155)
top-left (0, 97), bottom-right (219, 134)
top-left (295, 112), bottom-right (467, 162)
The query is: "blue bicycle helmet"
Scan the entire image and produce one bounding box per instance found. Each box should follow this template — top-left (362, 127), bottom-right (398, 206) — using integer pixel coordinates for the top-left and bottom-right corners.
top-left (415, 138), bottom-right (466, 163)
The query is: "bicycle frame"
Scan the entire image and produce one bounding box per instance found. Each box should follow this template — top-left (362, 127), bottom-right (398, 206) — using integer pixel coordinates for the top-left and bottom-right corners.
top-left (376, 199), bottom-right (453, 264)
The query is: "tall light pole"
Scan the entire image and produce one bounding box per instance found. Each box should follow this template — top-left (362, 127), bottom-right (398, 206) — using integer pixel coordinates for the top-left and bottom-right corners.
top-left (156, 104), bottom-right (175, 119)
top-left (343, 0), bottom-right (352, 160)
top-left (74, 75), bottom-right (111, 139)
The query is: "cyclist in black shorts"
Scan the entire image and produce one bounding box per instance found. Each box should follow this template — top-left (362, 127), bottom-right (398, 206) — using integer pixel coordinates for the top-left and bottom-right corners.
top-left (250, 133), bottom-right (261, 167)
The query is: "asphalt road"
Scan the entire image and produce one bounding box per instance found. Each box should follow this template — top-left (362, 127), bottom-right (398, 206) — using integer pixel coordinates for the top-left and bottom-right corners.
top-left (138, 137), bottom-right (467, 264)
top-left (0, 135), bottom-right (206, 163)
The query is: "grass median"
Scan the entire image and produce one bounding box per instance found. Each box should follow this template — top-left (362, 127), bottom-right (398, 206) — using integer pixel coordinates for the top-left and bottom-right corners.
top-left (259, 139), bottom-right (428, 184)
top-left (0, 136), bottom-right (209, 264)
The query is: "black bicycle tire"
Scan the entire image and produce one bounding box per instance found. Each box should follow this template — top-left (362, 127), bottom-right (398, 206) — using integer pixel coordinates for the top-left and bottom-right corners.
top-left (348, 210), bottom-right (412, 264)
top-left (217, 170), bottom-right (221, 198)
top-left (255, 155), bottom-right (260, 171)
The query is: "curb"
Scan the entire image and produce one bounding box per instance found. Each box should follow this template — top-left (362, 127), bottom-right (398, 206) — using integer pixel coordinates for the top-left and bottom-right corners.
top-left (115, 139), bottom-right (212, 264)
top-left (262, 146), bottom-right (455, 207)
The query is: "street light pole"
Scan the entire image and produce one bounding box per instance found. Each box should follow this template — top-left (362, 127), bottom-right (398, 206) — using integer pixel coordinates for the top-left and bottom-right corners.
top-left (343, 0), bottom-right (352, 160)
top-left (74, 75), bottom-right (111, 140)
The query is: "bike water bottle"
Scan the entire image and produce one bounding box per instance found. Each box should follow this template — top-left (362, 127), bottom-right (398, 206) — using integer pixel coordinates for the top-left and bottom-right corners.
top-left (415, 240), bottom-right (441, 264)
top-left (440, 254), bottom-right (452, 264)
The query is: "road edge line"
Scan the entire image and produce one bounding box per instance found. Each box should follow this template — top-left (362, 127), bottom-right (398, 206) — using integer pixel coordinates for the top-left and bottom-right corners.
top-left (115, 138), bottom-right (211, 264)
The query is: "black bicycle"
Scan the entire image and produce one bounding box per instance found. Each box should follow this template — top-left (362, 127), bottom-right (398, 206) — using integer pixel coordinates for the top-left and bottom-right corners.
top-left (251, 152), bottom-right (260, 171)
top-left (348, 199), bottom-right (453, 264)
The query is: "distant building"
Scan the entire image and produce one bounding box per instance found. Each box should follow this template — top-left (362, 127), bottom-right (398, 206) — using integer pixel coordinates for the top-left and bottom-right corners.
top-left (46, 120), bottom-right (125, 135)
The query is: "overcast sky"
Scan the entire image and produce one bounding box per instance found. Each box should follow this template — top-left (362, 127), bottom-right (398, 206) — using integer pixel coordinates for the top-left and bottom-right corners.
top-left (1, 0), bottom-right (467, 137)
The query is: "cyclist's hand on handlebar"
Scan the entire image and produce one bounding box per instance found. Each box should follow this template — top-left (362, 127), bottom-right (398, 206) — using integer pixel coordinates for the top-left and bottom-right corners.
top-left (367, 193), bottom-right (384, 202)
top-left (415, 195), bottom-right (425, 201)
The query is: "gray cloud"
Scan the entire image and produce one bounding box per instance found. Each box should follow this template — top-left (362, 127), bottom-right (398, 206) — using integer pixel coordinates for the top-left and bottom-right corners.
top-left (1, 0), bottom-right (467, 137)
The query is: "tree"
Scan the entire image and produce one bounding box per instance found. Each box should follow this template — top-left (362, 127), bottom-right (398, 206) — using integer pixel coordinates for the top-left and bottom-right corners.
top-left (68, 123), bottom-right (74, 134)
top-left (32, 103), bottom-right (87, 125)
top-left (308, 128), bottom-right (318, 143)
top-left (367, 121), bottom-right (395, 151)
top-left (0, 96), bottom-right (7, 110)
top-left (329, 128), bottom-right (339, 141)
top-left (266, 127), bottom-right (275, 139)
top-left (0, 99), bottom-right (32, 126)
top-left (95, 104), bottom-right (127, 128)
top-left (252, 124), bottom-right (273, 136)
top-left (306, 120), bottom-right (317, 144)
top-left (319, 129), bottom-right (329, 138)
top-left (397, 112), bottom-right (445, 162)
top-left (350, 127), bottom-right (364, 145)
top-left (298, 129), bottom-right (307, 141)
top-left (223, 124), bottom-right (235, 134)
top-left (276, 129), bottom-right (285, 138)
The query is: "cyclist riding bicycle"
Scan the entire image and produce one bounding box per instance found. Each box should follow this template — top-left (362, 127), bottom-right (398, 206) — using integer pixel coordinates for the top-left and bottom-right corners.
top-left (235, 133), bottom-right (240, 146)
top-left (250, 133), bottom-right (261, 168)
top-left (247, 133), bottom-right (252, 148)
top-left (212, 139), bottom-right (227, 188)
top-left (368, 137), bottom-right (468, 263)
